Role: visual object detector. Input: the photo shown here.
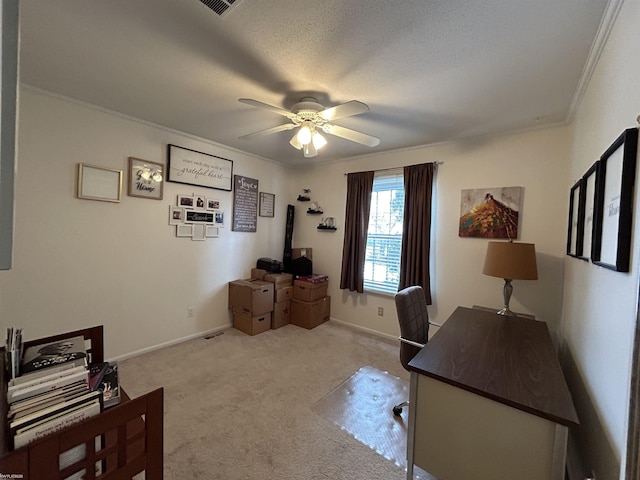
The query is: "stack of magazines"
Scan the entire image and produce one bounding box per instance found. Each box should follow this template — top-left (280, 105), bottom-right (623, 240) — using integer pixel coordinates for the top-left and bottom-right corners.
top-left (7, 335), bottom-right (102, 448)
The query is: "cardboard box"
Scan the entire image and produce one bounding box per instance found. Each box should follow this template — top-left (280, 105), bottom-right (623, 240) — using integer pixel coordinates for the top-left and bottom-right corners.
top-left (233, 312), bottom-right (272, 336)
top-left (275, 285), bottom-right (293, 303)
top-left (228, 280), bottom-right (274, 315)
top-left (292, 248), bottom-right (312, 260)
top-left (272, 300), bottom-right (291, 329)
top-left (293, 278), bottom-right (328, 302)
top-left (250, 268), bottom-right (267, 280)
top-left (264, 273), bottom-right (293, 288)
top-left (290, 296), bottom-right (330, 330)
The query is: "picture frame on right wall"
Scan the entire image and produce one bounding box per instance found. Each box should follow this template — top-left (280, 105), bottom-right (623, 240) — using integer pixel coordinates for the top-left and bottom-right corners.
top-left (580, 161), bottom-right (598, 262)
top-left (591, 127), bottom-right (639, 272)
top-left (566, 178), bottom-right (584, 258)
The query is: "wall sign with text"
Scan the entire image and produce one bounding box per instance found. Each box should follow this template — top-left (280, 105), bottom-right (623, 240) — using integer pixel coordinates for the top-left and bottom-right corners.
top-left (232, 175), bottom-right (258, 232)
top-left (167, 144), bottom-right (233, 191)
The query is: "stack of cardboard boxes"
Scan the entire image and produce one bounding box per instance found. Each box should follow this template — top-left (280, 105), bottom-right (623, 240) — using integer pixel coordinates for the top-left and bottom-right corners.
top-left (290, 274), bottom-right (330, 329)
top-left (263, 272), bottom-right (293, 329)
top-left (228, 279), bottom-right (274, 335)
top-left (228, 248), bottom-right (330, 335)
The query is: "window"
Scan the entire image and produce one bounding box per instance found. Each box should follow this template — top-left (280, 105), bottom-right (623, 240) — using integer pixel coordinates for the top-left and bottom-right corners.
top-left (363, 172), bottom-right (404, 294)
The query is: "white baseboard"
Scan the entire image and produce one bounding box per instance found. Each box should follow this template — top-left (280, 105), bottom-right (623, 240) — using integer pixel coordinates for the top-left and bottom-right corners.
top-left (328, 317), bottom-right (398, 344)
top-left (109, 323), bottom-right (231, 363)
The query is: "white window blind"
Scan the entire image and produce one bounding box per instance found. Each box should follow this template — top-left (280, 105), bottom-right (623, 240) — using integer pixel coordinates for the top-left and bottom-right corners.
top-left (364, 172), bottom-right (404, 294)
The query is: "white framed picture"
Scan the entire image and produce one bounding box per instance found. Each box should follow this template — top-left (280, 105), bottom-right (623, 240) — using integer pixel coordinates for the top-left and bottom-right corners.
top-left (176, 225), bottom-right (193, 237)
top-left (169, 206), bottom-right (184, 225)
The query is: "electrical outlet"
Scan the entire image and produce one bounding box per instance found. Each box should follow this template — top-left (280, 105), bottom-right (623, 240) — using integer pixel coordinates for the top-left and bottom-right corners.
top-left (378, 307), bottom-right (384, 316)
top-left (187, 307), bottom-right (195, 319)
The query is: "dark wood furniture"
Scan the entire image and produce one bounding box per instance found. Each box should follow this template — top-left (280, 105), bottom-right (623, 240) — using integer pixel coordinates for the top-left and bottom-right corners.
top-left (405, 306), bottom-right (579, 480)
top-left (0, 326), bottom-right (164, 479)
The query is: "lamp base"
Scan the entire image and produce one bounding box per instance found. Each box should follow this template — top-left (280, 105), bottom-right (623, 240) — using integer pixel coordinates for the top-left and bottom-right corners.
top-left (496, 307), bottom-right (517, 316)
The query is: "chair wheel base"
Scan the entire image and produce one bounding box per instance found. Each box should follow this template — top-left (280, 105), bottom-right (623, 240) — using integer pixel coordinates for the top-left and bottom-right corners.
top-left (393, 406), bottom-right (403, 416)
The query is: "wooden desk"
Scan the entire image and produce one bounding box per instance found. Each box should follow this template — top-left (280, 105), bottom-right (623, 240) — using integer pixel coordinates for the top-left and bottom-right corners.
top-left (406, 306), bottom-right (578, 480)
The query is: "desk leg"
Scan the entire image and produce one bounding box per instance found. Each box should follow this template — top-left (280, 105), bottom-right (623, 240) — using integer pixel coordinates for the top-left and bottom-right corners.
top-left (551, 424), bottom-right (568, 480)
top-left (406, 372), bottom-right (419, 480)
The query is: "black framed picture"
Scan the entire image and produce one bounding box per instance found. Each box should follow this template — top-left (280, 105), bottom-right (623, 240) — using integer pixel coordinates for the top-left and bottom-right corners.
top-left (567, 179), bottom-right (584, 257)
top-left (591, 128), bottom-right (638, 272)
top-left (581, 162), bottom-right (598, 262)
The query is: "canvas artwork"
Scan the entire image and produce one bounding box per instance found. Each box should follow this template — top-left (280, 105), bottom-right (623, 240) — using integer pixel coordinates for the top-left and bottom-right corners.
top-left (459, 186), bottom-right (522, 239)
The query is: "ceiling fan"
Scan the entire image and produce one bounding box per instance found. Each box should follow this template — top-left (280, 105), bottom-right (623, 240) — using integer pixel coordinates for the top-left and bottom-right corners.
top-left (238, 97), bottom-right (380, 158)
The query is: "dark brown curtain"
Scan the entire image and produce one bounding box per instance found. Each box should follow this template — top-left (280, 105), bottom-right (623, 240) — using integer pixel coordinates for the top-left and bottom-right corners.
top-left (399, 163), bottom-right (435, 304)
top-left (340, 171), bottom-right (375, 293)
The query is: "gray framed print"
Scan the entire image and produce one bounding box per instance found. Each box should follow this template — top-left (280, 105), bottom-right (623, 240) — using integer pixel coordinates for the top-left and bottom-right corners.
top-left (77, 164), bottom-right (122, 203)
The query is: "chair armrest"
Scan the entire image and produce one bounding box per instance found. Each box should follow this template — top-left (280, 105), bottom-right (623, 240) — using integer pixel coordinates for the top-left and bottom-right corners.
top-left (399, 337), bottom-right (426, 349)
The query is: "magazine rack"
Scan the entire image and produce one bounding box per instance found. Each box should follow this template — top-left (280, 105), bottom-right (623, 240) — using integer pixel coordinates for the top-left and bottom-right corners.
top-left (0, 326), bottom-right (164, 479)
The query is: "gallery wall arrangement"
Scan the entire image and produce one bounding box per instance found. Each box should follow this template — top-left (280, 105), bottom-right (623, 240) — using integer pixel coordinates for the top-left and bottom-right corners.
top-left (566, 126), bottom-right (638, 272)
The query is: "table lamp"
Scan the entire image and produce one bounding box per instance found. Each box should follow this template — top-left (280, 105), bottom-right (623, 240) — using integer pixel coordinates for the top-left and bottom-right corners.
top-left (482, 240), bottom-right (538, 316)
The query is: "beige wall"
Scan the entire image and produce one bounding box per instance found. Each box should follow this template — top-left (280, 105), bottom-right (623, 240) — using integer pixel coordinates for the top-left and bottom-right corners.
top-left (292, 126), bottom-right (570, 340)
top-left (562, 0), bottom-right (640, 477)
top-left (0, 88), bottom-right (295, 359)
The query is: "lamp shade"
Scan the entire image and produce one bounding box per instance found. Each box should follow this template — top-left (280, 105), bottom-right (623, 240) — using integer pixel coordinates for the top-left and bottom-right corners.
top-left (482, 241), bottom-right (538, 280)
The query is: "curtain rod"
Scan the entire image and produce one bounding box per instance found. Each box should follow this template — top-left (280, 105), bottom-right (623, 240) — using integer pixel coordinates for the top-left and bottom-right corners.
top-left (344, 161), bottom-right (443, 176)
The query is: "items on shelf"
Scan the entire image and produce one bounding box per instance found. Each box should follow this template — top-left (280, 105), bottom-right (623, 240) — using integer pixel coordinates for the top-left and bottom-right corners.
top-left (307, 201), bottom-right (323, 214)
top-left (318, 217), bottom-right (337, 230)
top-left (297, 188), bottom-right (311, 202)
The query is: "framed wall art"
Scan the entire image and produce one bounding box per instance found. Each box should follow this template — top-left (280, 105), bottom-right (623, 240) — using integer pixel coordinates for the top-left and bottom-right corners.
top-left (458, 186), bottom-right (522, 238)
top-left (232, 175), bottom-right (258, 232)
top-left (580, 162), bottom-right (598, 261)
top-left (167, 144), bottom-right (233, 191)
top-left (592, 128), bottom-right (638, 272)
top-left (77, 164), bottom-right (122, 203)
top-left (259, 192), bottom-right (275, 217)
top-left (128, 157), bottom-right (163, 200)
top-left (169, 206), bottom-right (184, 225)
top-left (566, 179), bottom-right (584, 258)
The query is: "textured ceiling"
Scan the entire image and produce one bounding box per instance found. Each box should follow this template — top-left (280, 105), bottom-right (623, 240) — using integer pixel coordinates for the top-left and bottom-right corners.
top-left (19, 0), bottom-right (610, 166)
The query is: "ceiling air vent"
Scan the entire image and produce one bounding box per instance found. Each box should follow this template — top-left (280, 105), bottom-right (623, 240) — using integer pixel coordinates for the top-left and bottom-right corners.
top-left (198, 0), bottom-right (241, 17)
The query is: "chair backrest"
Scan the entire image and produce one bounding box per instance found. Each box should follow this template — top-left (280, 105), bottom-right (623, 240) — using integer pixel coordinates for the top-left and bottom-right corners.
top-left (394, 286), bottom-right (430, 370)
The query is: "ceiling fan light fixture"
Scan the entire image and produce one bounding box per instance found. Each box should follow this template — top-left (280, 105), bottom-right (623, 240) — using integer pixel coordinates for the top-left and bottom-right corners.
top-left (303, 142), bottom-right (317, 158)
top-left (297, 123), bottom-right (312, 145)
top-left (312, 132), bottom-right (327, 150)
top-left (289, 133), bottom-right (302, 150)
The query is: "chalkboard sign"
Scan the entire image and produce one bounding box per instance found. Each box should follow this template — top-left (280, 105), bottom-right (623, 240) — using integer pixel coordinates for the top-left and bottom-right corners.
top-left (232, 175), bottom-right (258, 232)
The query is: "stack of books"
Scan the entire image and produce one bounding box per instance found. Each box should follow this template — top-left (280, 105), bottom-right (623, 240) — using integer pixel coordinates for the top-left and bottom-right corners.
top-left (6, 335), bottom-right (103, 450)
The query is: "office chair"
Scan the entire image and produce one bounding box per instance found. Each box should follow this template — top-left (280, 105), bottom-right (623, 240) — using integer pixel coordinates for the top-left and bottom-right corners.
top-left (393, 285), bottom-right (432, 416)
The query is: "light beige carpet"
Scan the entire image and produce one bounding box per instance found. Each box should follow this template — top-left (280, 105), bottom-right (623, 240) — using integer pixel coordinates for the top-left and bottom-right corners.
top-left (119, 321), bottom-right (432, 480)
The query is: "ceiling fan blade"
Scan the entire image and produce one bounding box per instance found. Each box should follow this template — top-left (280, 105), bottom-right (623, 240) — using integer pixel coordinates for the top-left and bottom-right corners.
top-left (239, 123), bottom-right (296, 140)
top-left (238, 98), bottom-right (294, 118)
top-left (318, 101), bottom-right (370, 121)
top-left (322, 124), bottom-right (380, 147)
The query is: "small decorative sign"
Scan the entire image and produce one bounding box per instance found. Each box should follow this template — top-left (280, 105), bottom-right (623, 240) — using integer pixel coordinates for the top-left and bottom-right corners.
top-left (185, 211), bottom-right (215, 223)
top-left (232, 175), bottom-right (258, 232)
top-left (128, 157), bottom-right (163, 200)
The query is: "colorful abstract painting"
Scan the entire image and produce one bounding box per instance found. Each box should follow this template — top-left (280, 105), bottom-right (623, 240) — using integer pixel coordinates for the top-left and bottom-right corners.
top-left (459, 186), bottom-right (522, 238)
